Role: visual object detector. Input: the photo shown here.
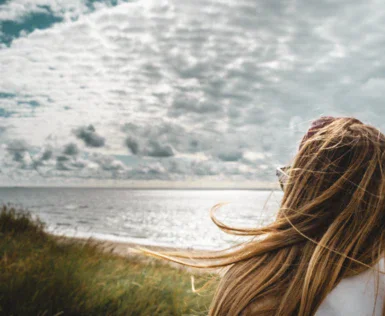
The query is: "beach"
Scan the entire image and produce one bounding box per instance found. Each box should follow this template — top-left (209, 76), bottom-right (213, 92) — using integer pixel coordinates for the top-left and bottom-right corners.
top-left (0, 206), bottom-right (217, 315)
top-left (52, 234), bottom-right (223, 275)
top-left (0, 187), bottom-right (280, 250)
top-left (0, 188), bottom-right (280, 315)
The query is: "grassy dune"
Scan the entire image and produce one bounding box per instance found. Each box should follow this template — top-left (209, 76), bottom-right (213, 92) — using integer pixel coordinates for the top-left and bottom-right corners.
top-left (0, 205), bottom-right (217, 316)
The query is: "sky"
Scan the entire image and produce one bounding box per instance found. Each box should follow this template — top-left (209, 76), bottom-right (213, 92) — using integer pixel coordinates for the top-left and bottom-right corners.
top-left (1, 0), bottom-right (385, 188)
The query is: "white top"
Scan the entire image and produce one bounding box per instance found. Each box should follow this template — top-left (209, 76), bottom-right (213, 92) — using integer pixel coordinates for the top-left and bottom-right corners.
top-left (316, 258), bottom-right (385, 316)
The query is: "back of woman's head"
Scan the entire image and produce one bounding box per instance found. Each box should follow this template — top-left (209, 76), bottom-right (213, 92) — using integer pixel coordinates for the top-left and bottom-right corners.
top-left (282, 116), bottom-right (385, 246)
top-left (266, 116), bottom-right (385, 315)
top-left (142, 116), bottom-right (385, 316)
top-left (281, 116), bottom-right (385, 243)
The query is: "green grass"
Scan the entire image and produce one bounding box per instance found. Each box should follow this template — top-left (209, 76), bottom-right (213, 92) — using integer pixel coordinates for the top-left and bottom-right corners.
top-left (0, 205), bottom-right (217, 316)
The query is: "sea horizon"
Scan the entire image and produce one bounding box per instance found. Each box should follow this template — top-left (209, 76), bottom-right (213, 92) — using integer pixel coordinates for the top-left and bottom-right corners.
top-left (0, 185), bottom-right (279, 190)
top-left (0, 187), bottom-right (282, 250)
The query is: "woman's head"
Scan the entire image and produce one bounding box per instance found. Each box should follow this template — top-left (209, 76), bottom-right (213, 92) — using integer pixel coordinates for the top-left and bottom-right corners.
top-left (142, 116), bottom-right (385, 316)
top-left (281, 116), bottom-right (385, 245)
top-left (271, 116), bottom-right (385, 314)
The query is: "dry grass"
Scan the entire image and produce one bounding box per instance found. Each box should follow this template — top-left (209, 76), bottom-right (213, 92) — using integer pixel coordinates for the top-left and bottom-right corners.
top-left (0, 205), bottom-right (217, 316)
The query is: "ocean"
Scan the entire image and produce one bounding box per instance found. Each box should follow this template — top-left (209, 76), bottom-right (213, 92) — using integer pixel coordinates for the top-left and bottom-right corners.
top-left (0, 188), bottom-right (283, 250)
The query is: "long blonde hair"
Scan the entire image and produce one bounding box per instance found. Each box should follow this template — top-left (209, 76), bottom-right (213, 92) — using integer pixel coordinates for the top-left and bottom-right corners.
top-left (142, 117), bottom-right (385, 316)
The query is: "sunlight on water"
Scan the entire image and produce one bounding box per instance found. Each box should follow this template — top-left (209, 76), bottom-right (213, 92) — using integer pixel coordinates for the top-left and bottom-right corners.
top-left (0, 188), bottom-right (283, 249)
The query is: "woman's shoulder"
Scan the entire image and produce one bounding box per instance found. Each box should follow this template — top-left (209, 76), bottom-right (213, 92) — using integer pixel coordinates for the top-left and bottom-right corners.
top-left (316, 257), bottom-right (385, 316)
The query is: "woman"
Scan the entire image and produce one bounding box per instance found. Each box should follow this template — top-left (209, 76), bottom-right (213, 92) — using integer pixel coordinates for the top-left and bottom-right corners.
top-left (143, 116), bottom-right (385, 315)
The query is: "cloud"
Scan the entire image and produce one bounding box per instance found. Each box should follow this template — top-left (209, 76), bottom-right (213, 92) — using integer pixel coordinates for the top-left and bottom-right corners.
top-left (5, 139), bottom-right (30, 163)
top-left (0, 1), bottom-right (86, 22)
top-left (1, 137), bottom-right (130, 181)
top-left (55, 155), bottom-right (89, 172)
top-left (5, 139), bottom-right (29, 151)
top-left (122, 121), bottom-right (184, 158)
top-left (217, 150), bottom-right (243, 162)
top-left (55, 155), bottom-right (72, 171)
top-left (4, 0), bottom-right (385, 185)
top-left (125, 136), bottom-right (139, 155)
top-left (63, 142), bottom-right (79, 156)
top-left (145, 140), bottom-right (175, 158)
top-left (0, 125), bottom-right (7, 135)
top-left (121, 120), bottom-right (211, 156)
top-left (73, 125), bottom-right (105, 148)
top-left (0, 108), bottom-right (14, 117)
top-left (242, 151), bottom-right (265, 163)
top-left (90, 153), bottom-right (127, 172)
top-left (126, 161), bottom-right (169, 180)
top-left (124, 133), bottom-right (175, 158)
top-left (53, 151), bottom-right (127, 177)
top-left (0, 9), bottom-right (63, 46)
top-left (31, 146), bottom-right (53, 168)
top-left (168, 90), bottom-right (222, 117)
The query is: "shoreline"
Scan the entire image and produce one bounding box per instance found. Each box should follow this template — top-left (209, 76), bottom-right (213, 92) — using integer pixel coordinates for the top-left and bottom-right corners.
top-left (1, 205), bottom-right (216, 314)
top-left (52, 234), bottom-right (221, 274)
top-left (52, 233), bottom-right (216, 253)
top-left (0, 185), bottom-right (280, 190)
top-left (53, 234), bottom-right (198, 256)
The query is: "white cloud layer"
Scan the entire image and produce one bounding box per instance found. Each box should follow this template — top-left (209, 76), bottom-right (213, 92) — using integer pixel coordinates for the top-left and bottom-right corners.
top-left (2, 0), bottom-right (385, 186)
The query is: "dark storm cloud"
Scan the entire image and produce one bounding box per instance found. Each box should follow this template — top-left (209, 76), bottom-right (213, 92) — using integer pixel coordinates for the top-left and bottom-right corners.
top-left (5, 139), bottom-right (29, 162)
top-left (63, 143), bottom-right (79, 156)
top-left (145, 140), bottom-right (175, 158)
top-left (55, 156), bottom-right (72, 171)
top-left (121, 120), bottom-right (214, 157)
top-left (40, 148), bottom-right (53, 160)
top-left (125, 136), bottom-right (139, 155)
top-left (55, 154), bottom-right (87, 172)
top-left (12, 151), bottom-right (25, 163)
top-left (73, 125), bottom-right (105, 148)
top-left (122, 122), bottom-right (182, 158)
top-left (31, 146), bottom-right (54, 169)
top-left (217, 150), bottom-right (243, 162)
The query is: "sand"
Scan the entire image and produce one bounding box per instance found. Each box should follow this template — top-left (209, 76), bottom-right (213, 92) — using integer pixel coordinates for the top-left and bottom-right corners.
top-left (53, 235), bottom-right (178, 255)
top-left (52, 234), bottom-right (219, 273)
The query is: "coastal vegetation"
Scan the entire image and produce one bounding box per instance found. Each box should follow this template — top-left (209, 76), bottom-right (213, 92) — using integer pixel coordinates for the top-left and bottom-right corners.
top-left (0, 205), bottom-right (216, 316)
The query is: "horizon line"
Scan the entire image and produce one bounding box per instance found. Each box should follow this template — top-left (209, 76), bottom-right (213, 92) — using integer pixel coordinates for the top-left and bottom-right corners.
top-left (0, 185), bottom-right (280, 191)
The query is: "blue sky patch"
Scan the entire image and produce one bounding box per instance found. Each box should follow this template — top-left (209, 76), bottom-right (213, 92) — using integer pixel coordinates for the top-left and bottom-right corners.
top-left (17, 100), bottom-right (40, 107)
top-left (0, 92), bottom-right (16, 99)
top-left (0, 7), bottom-right (63, 46)
top-left (86, 0), bottom-right (122, 10)
top-left (0, 108), bottom-right (14, 117)
top-left (115, 155), bottom-right (139, 167)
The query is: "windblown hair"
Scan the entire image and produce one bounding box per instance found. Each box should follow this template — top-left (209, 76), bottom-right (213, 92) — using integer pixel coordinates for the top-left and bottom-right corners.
top-left (141, 117), bottom-right (385, 316)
